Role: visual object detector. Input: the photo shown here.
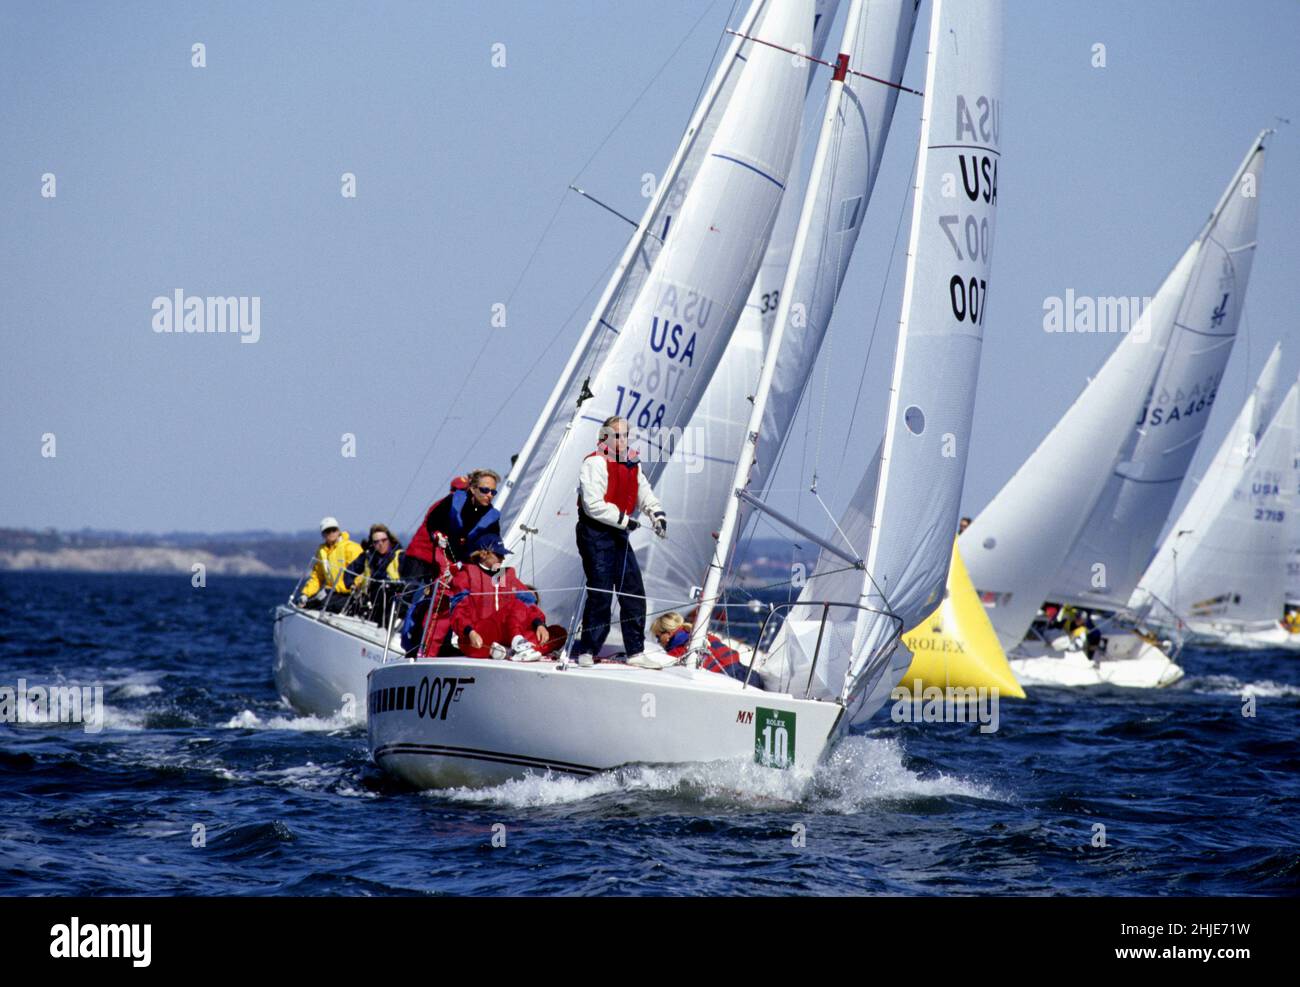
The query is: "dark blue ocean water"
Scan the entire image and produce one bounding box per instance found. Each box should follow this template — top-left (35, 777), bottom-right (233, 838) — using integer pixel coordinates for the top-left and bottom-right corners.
top-left (1, 571), bottom-right (1297, 896)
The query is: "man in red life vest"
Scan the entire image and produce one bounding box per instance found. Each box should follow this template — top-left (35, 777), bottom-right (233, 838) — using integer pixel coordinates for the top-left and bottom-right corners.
top-left (571, 416), bottom-right (667, 667)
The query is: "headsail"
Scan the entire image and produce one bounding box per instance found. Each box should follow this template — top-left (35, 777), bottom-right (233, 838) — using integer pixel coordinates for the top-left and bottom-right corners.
top-left (502, 0), bottom-right (815, 623)
top-left (500, 0), bottom-right (776, 524)
top-left (963, 130), bottom-right (1270, 646)
top-left (1134, 350), bottom-right (1294, 629)
top-left (1047, 132), bottom-right (1270, 609)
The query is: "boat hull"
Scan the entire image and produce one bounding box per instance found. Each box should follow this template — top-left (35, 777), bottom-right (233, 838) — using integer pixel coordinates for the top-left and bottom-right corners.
top-left (1179, 621), bottom-right (1300, 652)
top-left (366, 658), bottom-right (845, 789)
top-left (1009, 633), bottom-right (1183, 688)
top-left (273, 604), bottom-right (399, 723)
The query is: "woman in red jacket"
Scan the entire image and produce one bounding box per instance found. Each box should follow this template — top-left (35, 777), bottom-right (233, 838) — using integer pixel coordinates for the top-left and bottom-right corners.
top-left (447, 533), bottom-right (565, 660)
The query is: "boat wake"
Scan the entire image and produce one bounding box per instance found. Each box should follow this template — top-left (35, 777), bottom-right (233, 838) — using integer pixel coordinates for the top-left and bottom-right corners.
top-left (1188, 674), bottom-right (1300, 699)
top-left (222, 708), bottom-right (359, 733)
top-left (436, 736), bottom-right (998, 813)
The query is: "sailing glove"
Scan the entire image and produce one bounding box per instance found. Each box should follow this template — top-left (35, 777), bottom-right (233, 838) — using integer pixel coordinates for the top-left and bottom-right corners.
top-left (652, 513), bottom-right (667, 539)
top-left (625, 518), bottom-right (640, 532)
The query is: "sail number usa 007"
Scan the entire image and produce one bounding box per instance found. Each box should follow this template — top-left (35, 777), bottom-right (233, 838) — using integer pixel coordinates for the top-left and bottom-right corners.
top-left (937, 94), bottom-right (999, 327)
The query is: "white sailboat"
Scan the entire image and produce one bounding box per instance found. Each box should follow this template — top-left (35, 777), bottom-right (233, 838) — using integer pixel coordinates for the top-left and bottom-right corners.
top-left (366, 0), bottom-right (1005, 789)
top-left (962, 129), bottom-right (1270, 688)
top-left (1134, 349), bottom-right (1300, 651)
top-left (271, 0), bottom-right (833, 724)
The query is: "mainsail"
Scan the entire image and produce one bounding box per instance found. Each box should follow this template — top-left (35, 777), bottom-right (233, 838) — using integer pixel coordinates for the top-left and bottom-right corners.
top-left (842, 0), bottom-right (1003, 723)
top-left (1134, 350), bottom-right (1295, 629)
top-left (637, 0), bottom-right (920, 610)
top-left (766, 0), bottom-right (1003, 724)
top-left (963, 130), bottom-right (1270, 647)
top-left (502, 0), bottom-right (814, 623)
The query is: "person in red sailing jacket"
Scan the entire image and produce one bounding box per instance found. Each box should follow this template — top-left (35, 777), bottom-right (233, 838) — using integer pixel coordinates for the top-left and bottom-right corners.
top-left (401, 469), bottom-right (502, 656)
top-left (447, 532), bottom-right (566, 660)
top-left (651, 611), bottom-right (760, 687)
top-left (571, 416), bottom-right (667, 668)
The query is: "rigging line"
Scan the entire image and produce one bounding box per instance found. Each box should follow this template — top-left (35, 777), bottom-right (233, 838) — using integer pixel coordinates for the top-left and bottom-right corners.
top-left (834, 135), bottom-right (920, 493)
top-left (689, 0), bottom-right (743, 128)
top-left (575, 0), bottom-right (732, 186)
top-left (723, 28), bottom-right (924, 97)
top-left (812, 488), bottom-right (858, 560)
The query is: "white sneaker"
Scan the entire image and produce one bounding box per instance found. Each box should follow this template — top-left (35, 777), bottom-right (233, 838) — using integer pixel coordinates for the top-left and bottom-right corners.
top-left (489, 642), bottom-right (509, 660)
top-left (575, 653), bottom-right (595, 667)
top-left (511, 635), bottom-right (542, 662)
top-left (627, 653), bottom-right (673, 669)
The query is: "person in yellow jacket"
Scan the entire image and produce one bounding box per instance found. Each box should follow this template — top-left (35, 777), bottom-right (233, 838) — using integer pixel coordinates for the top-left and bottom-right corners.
top-left (297, 517), bottom-right (363, 612)
top-left (341, 524), bottom-right (405, 626)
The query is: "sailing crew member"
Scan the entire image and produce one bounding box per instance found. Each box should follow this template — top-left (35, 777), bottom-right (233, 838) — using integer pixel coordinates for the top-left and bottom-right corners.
top-left (652, 612), bottom-right (759, 686)
top-left (401, 470), bottom-right (503, 655)
top-left (571, 416), bottom-right (666, 668)
top-left (342, 523), bottom-right (404, 627)
top-left (448, 532), bottom-right (564, 660)
top-left (297, 517), bottom-right (364, 611)
top-left (403, 469), bottom-right (502, 580)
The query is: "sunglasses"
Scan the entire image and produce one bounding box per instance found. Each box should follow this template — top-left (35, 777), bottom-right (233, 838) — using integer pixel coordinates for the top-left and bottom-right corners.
top-left (476, 486), bottom-right (497, 496)
top-left (373, 536), bottom-right (390, 543)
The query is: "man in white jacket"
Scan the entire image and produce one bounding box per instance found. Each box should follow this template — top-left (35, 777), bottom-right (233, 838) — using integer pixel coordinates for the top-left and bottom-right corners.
top-left (572, 416), bottom-right (667, 667)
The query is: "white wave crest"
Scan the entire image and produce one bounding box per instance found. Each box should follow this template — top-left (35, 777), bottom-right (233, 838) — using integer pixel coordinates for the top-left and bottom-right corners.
top-left (221, 709), bottom-right (357, 732)
top-left (1191, 675), bottom-right (1300, 699)
top-left (437, 735), bottom-right (998, 811)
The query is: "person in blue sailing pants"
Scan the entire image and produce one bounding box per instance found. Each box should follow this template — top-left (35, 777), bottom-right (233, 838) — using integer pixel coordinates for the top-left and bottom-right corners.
top-left (571, 416), bottom-right (667, 668)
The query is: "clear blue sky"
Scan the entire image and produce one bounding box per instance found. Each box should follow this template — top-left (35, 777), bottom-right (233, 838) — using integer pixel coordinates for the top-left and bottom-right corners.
top-left (2, 0), bottom-right (1297, 540)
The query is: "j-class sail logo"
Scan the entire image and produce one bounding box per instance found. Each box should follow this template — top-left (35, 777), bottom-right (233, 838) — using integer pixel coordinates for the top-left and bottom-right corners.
top-left (753, 707), bottom-right (796, 770)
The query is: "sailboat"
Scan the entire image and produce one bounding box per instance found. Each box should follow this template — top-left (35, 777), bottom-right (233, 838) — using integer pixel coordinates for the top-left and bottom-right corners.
top-left (961, 130), bottom-right (1270, 689)
top-left (1133, 347), bottom-right (1300, 651)
top-left (270, 0), bottom-right (847, 726)
top-left (365, 0), bottom-right (1005, 789)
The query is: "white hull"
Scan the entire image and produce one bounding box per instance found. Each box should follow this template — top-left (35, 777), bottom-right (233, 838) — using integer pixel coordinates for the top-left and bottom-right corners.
top-left (273, 604), bottom-right (401, 723)
top-left (366, 657), bottom-right (847, 790)
top-left (1181, 621), bottom-right (1300, 652)
top-left (1009, 633), bottom-right (1184, 689)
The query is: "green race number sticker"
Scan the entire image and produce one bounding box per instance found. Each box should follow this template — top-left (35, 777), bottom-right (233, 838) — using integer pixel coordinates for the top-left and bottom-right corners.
top-left (754, 707), bottom-right (796, 769)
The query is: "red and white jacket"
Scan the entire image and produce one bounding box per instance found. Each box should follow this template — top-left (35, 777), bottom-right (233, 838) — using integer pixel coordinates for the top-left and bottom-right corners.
top-left (577, 448), bottom-right (663, 530)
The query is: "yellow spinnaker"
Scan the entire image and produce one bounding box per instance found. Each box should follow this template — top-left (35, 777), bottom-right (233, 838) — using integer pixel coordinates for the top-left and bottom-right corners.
top-left (900, 539), bottom-right (1025, 698)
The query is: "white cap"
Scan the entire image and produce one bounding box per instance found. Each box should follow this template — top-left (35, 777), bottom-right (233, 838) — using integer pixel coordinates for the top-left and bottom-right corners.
top-left (319, 516), bottom-right (340, 533)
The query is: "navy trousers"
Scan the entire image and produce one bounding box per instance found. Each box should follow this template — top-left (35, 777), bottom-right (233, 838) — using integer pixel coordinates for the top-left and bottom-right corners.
top-left (575, 520), bottom-right (646, 657)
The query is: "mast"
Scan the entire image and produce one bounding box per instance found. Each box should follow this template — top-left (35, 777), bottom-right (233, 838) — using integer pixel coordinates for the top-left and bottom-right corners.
top-left (688, 0), bottom-right (869, 660)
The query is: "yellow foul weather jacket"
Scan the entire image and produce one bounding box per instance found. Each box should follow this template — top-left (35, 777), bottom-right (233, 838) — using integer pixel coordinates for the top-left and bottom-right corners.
top-left (301, 531), bottom-right (364, 597)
